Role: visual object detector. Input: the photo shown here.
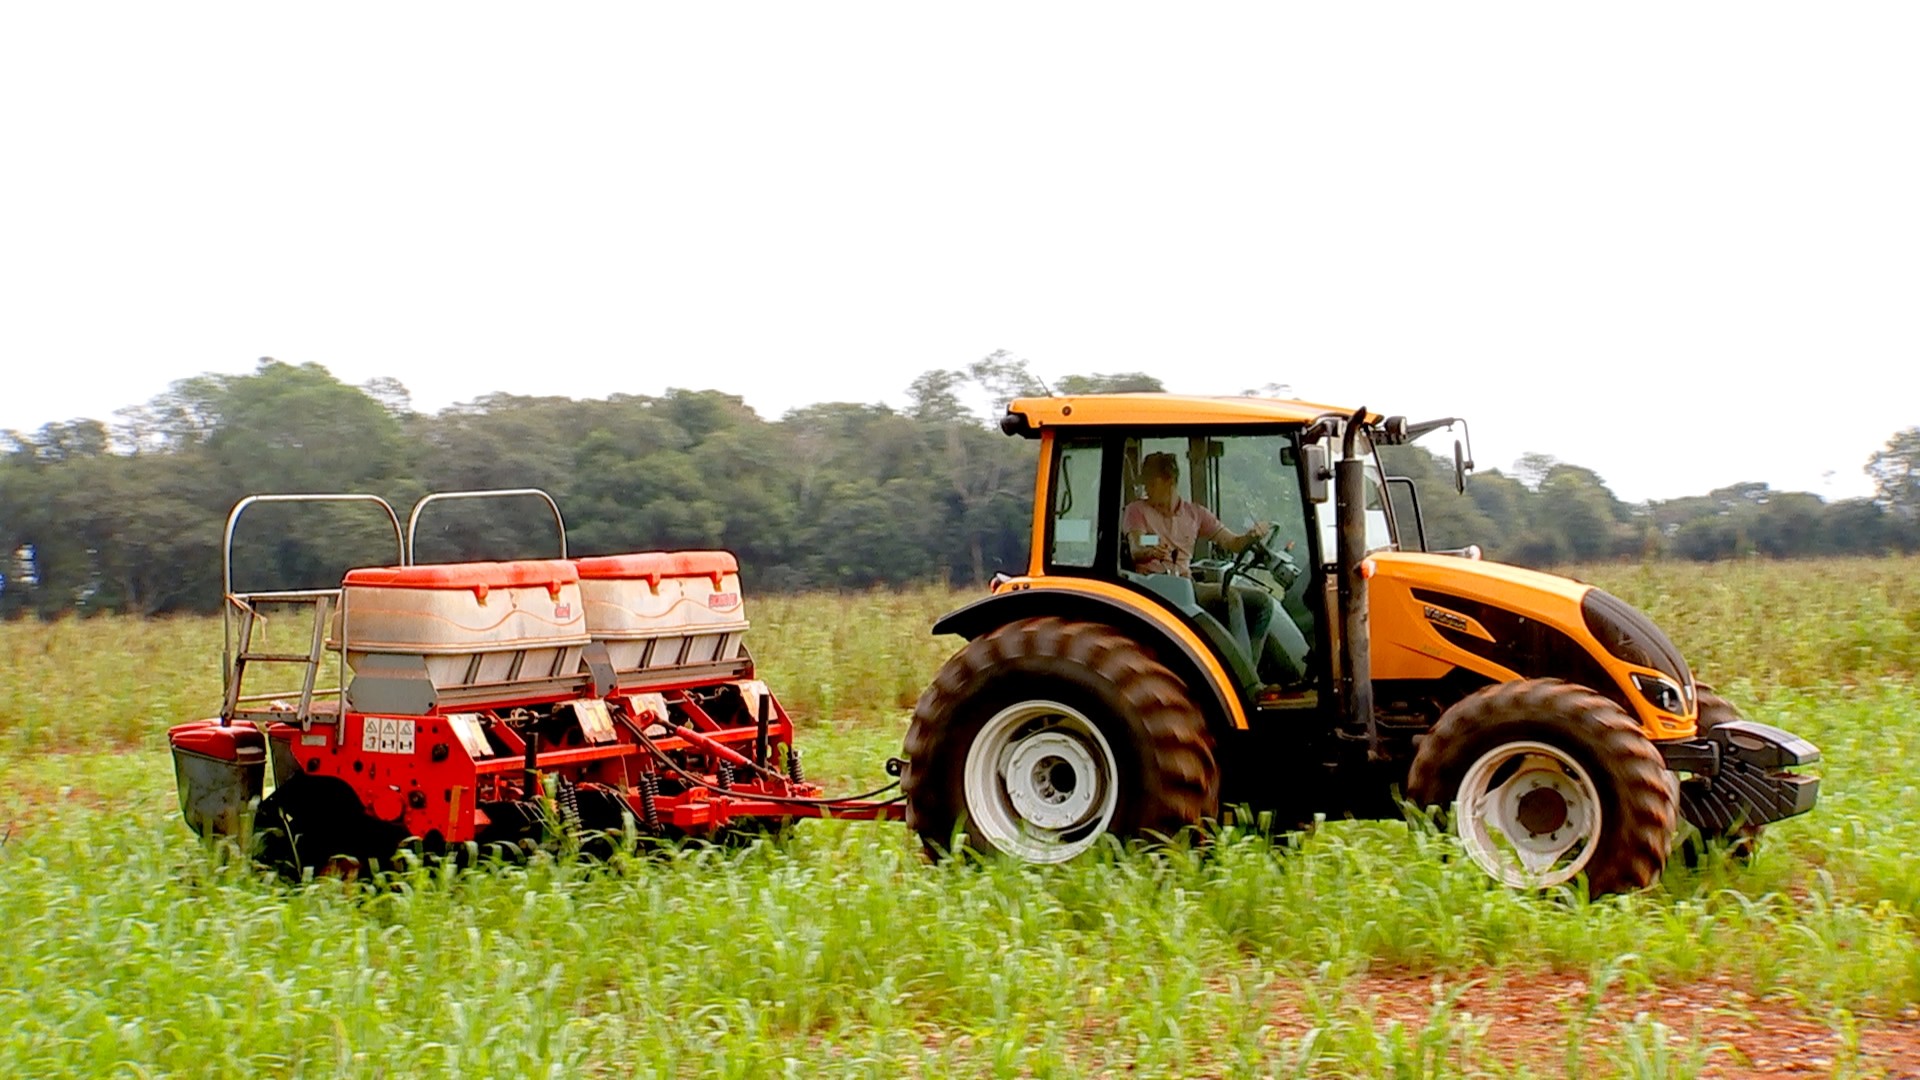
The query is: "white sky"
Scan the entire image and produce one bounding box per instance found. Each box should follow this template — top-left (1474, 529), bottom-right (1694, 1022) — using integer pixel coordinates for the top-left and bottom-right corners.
top-left (2, 4), bottom-right (1915, 503)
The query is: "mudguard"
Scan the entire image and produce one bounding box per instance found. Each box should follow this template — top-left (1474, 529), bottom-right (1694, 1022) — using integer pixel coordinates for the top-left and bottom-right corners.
top-left (933, 584), bottom-right (1250, 731)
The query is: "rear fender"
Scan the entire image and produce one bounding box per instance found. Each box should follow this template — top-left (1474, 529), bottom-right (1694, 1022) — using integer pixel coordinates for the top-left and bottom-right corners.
top-left (933, 583), bottom-right (1249, 732)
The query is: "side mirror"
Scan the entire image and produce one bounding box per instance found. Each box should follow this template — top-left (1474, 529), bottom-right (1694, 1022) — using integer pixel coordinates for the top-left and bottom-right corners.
top-left (1303, 444), bottom-right (1330, 503)
top-left (1453, 439), bottom-right (1469, 494)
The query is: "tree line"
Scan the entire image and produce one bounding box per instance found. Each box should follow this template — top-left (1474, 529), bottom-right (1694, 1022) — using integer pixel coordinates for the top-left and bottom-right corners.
top-left (2, 357), bottom-right (1915, 617)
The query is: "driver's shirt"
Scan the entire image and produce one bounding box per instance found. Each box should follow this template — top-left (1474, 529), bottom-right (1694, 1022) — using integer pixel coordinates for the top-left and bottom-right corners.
top-left (1123, 496), bottom-right (1224, 577)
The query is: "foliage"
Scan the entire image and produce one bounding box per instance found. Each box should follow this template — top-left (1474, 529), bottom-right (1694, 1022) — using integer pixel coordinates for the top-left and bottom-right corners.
top-left (1054, 371), bottom-right (1165, 394)
top-left (2, 357), bottom-right (1915, 618)
top-left (1869, 426), bottom-right (1920, 539)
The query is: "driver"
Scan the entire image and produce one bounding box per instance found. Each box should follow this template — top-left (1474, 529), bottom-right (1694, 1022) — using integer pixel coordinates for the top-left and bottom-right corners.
top-left (1124, 452), bottom-right (1271, 577)
top-left (1125, 451), bottom-right (1308, 686)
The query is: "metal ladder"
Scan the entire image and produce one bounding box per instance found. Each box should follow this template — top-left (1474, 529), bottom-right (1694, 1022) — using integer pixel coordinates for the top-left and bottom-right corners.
top-left (221, 589), bottom-right (342, 729)
top-left (219, 494), bottom-right (405, 737)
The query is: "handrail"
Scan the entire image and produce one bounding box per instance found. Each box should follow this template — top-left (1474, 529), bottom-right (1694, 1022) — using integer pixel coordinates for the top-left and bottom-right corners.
top-left (222, 494), bottom-right (406, 596)
top-left (405, 488), bottom-right (568, 564)
top-left (226, 587), bottom-right (350, 604)
top-left (220, 494), bottom-right (404, 725)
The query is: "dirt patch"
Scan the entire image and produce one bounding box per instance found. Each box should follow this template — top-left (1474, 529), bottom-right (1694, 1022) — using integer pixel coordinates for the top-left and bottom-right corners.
top-left (1264, 968), bottom-right (1920, 1076)
top-left (0, 775), bottom-right (120, 839)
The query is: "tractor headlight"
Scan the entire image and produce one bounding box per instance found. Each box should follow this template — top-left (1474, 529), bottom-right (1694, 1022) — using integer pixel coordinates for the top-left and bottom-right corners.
top-left (1631, 672), bottom-right (1686, 714)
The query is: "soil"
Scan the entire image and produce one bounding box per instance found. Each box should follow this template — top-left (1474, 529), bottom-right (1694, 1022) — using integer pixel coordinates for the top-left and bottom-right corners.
top-left (1262, 968), bottom-right (1920, 1077)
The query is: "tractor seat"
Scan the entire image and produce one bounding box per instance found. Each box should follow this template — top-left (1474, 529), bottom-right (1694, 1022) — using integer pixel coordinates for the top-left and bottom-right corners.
top-left (1125, 572), bottom-right (1260, 690)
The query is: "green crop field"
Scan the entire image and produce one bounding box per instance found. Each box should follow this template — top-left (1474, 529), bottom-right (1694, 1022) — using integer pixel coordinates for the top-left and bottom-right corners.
top-left (1, 559), bottom-right (1918, 1077)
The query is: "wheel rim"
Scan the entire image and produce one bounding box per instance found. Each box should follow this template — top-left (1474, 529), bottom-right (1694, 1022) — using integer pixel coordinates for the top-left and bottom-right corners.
top-left (1453, 739), bottom-right (1603, 888)
top-left (963, 700), bottom-right (1119, 863)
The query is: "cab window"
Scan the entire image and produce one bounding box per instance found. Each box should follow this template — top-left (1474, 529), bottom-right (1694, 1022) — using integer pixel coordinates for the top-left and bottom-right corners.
top-left (1048, 436), bottom-right (1103, 569)
top-left (1315, 448), bottom-right (1399, 555)
top-left (1363, 466), bottom-right (1394, 552)
top-left (1118, 433), bottom-right (1313, 589)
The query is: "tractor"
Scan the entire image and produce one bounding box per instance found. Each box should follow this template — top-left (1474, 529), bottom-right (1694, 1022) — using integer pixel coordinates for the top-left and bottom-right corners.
top-left (900, 395), bottom-right (1821, 893)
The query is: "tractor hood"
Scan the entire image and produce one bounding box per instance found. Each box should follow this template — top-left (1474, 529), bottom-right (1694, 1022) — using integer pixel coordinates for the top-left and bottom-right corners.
top-left (1366, 552), bottom-right (1697, 739)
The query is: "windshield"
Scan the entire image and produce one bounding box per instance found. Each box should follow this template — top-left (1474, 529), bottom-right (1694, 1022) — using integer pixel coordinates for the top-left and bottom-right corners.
top-left (1123, 432), bottom-right (1312, 582)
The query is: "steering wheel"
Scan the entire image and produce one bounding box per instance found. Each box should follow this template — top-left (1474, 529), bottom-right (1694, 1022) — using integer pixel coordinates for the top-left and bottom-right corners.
top-left (1223, 527), bottom-right (1300, 592)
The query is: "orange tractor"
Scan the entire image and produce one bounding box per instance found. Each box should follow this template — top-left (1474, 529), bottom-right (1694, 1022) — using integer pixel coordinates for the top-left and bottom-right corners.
top-left (899, 395), bottom-right (1819, 893)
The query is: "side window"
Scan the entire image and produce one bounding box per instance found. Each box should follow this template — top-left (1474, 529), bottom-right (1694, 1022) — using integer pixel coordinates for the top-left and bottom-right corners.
top-left (1218, 437), bottom-right (1310, 557)
top-left (1049, 437), bottom-right (1103, 569)
top-left (1385, 477), bottom-right (1425, 552)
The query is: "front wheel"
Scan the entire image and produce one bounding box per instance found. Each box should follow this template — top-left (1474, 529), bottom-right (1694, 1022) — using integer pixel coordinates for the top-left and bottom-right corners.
top-left (1408, 679), bottom-right (1677, 895)
top-left (902, 617), bottom-right (1218, 863)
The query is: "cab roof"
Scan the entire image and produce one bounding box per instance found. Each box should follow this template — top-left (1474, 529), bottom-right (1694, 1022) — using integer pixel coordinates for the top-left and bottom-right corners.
top-left (1004, 393), bottom-right (1374, 434)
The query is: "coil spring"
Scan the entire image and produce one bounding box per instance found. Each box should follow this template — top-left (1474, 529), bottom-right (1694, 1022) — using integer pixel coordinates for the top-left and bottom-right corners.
top-left (639, 770), bottom-right (662, 833)
top-left (716, 762), bottom-right (734, 791)
top-left (556, 776), bottom-right (581, 832)
top-left (786, 746), bottom-right (805, 784)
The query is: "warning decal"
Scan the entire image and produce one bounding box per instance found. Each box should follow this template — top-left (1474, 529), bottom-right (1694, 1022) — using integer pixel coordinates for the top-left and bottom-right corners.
top-left (361, 717), bottom-right (417, 755)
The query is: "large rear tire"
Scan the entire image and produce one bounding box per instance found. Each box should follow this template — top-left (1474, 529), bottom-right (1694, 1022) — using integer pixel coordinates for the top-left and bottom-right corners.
top-left (902, 617), bottom-right (1219, 862)
top-left (1407, 679), bottom-right (1677, 895)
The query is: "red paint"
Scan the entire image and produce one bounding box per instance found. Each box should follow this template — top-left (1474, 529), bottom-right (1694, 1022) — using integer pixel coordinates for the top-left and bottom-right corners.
top-left (168, 718), bottom-right (265, 760)
top-left (251, 683), bottom-right (900, 844)
top-left (344, 560), bottom-right (579, 591)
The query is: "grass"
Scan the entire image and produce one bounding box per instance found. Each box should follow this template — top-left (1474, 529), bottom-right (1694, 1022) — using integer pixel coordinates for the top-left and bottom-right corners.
top-left (0, 558), bottom-right (1916, 1076)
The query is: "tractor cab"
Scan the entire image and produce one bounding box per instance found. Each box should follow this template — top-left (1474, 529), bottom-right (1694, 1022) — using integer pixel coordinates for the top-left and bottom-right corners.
top-left (1051, 428), bottom-right (1316, 694)
top-left (1028, 397), bottom-right (1405, 705)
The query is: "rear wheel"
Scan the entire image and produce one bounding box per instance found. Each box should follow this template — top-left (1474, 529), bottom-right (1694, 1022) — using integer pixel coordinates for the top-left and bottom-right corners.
top-left (903, 617), bottom-right (1218, 862)
top-left (255, 775), bottom-right (401, 880)
top-left (1408, 679), bottom-right (1677, 895)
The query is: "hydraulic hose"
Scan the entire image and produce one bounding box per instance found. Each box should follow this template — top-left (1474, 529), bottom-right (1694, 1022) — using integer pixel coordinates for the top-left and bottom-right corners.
top-left (615, 709), bottom-right (902, 807)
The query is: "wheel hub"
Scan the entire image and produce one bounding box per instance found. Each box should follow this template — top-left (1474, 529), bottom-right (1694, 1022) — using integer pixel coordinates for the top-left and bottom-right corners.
top-left (1004, 731), bottom-right (1100, 830)
top-left (1515, 785), bottom-right (1570, 835)
top-left (1028, 755), bottom-right (1079, 803)
top-left (1454, 740), bottom-right (1603, 887)
top-left (961, 700), bottom-right (1121, 862)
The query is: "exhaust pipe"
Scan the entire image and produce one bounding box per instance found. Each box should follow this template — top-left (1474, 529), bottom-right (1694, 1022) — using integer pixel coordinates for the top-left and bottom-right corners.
top-left (1335, 408), bottom-right (1384, 761)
